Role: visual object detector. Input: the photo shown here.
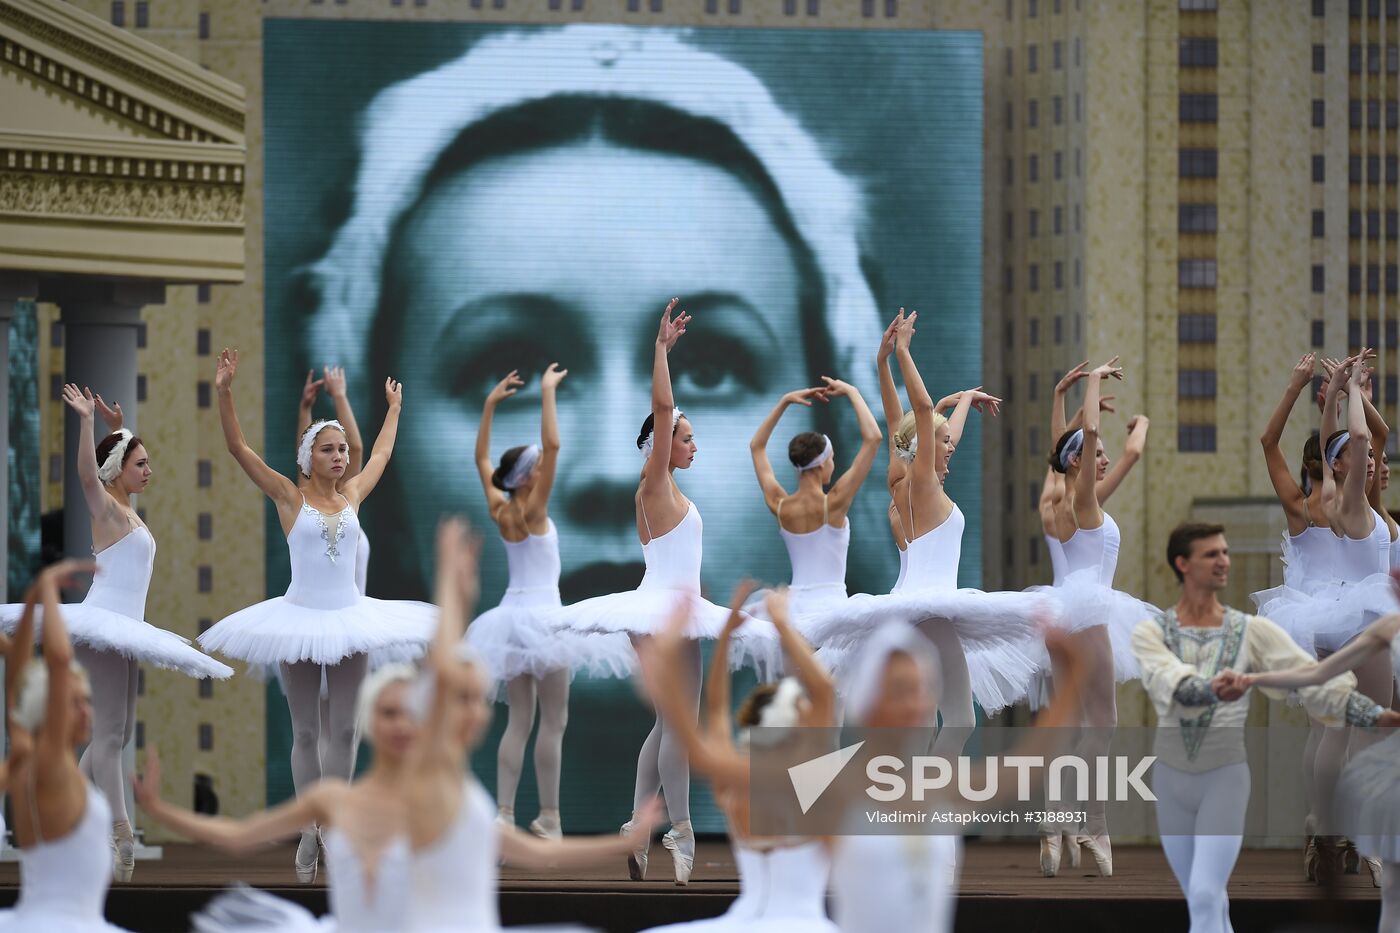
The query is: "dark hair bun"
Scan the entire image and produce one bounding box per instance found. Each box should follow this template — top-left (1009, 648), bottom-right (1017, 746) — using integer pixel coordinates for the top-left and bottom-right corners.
top-left (95, 432), bottom-right (142, 473)
top-left (1047, 429), bottom-right (1078, 474)
top-left (491, 445), bottom-right (528, 493)
top-left (637, 413), bottom-right (657, 451)
top-left (736, 682), bottom-right (779, 728)
top-left (788, 432), bottom-right (827, 469)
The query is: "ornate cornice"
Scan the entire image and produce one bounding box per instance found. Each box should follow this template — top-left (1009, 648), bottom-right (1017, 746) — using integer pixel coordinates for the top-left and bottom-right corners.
top-left (0, 0), bottom-right (245, 145)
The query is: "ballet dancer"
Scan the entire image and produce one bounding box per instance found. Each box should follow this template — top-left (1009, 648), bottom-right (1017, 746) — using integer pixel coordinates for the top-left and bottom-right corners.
top-left (746, 376), bottom-right (881, 646)
top-left (634, 583), bottom-right (839, 932)
top-left (471, 364), bottom-right (629, 838)
top-left (198, 349), bottom-right (435, 881)
top-left (552, 300), bottom-right (770, 884)
top-left (1233, 583), bottom-right (1400, 922)
top-left (1133, 522), bottom-right (1395, 933)
top-left (1037, 356), bottom-right (1156, 877)
top-left (296, 366), bottom-right (370, 594)
top-left (0, 559), bottom-right (132, 932)
top-left (810, 309), bottom-right (1039, 740)
top-left (0, 385), bottom-right (233, 882)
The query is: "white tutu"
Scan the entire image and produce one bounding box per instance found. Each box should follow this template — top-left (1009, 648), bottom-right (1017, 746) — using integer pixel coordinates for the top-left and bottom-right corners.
top-left (191, 885), bottom-right (329, 932)
top-left (467, 592), bottom-right (635, 698)
top-left (1253, 573), bottom-right (1396, 656)
top-left (1336, 725), bottom-right (1400, 861)
top-left (0, 604), bottom-right (232, 680)
top-left (804, 588), bottom-right (1047, 710)
top-left (198, 595), bottom-right (436, 666)
top-left (1034, 569), bottom-right (1158, 680)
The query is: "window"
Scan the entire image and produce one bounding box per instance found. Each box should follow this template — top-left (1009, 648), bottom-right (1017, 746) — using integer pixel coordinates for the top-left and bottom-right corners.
top-left (1314, 44), bottom-right (1326, 73)
top-left (1075, 93), bottom-right (1082, 122)
top-left (1075, 148), bottom-right (1081, 176)
top-left (885, 0), bottom-right (898, 14)
top-left (1314, 0), bottom-right (1324, 14)
top-left (1074, 37), bottom-right (1080, 67)
top-left (1029, 99), bottom-right (1039, 128)
top-left (1389, 264), bottom-right (1398, 294)
top-left (1350, 155), bottom-right (1363, 182)
top-left (1389, 156), bottom-right (1398, 183)
top-left (1180, 148), bottom-right (1218, 177)
top-left (1005, 211), bottom-right (1014, 240)
top-left (1029, 45), bottom-right (1039, 73)
top-left (1313, 154), bottom-right (1325, 183)
top-left (1030, 264), bottom-right (1041, 291)
top-left (1054, 96), bottom-right (1063, 124)
top-left (1179, 203), bottom-right (1218, 232)
top-left (198, 566), bottom-right (213, 593)
top-left (135, 0), bottom-right (147, 26)
top-left (198, 513), bottom-right (213, 541)
top-left (1054, 151), bottom-right (1063, 179)
top-left (1180, 38), bottom-right (1219, 68)
top-left (1389, 376), bottom-right (1400, 404)
top-left (1370, 43), bottom-right (1382, 73)
top-left (1179, 314), bottom-right (1218, 343)
top-left (1389, 45), bottom-right (1398, 73)
top-left (1351, 210), bottom-right (1364, 238)
top-left (861, 0), bottom-right (874, 15)
top-left (197, 381), bottom-right (211, 408)
top-left (1029, 209), bottom-right (1040, 238)
top-left (1053, 206), bottom-right (1063, 235)
top-left (50, 320), bottom-right (62, 348)
top-left (1313, 99), bottom-right (1326, 127)
top-left (1053, 40), bottom-right (1063, 69)
top-left (1005, 101), bottom-right (1013, 131)
top-left (1349, 318), bottom-right (1362, 346)
top-left (198, 460), bottom-right (212, 488)
top-left (1006, 48), bottom-right (1014, 75)
top-left (1181, 0), bottom-right (1218, 7)
top-left (1029, 318), bottom-right (1040, 346)
top-left (199, 680), bottom-right (214, 700)
top-left (1029, 153), bottom-right (1039, 181)
top-left (1388, 101), bottom-right (1398, 129)
top-left (1369, 99), bottom-right (1381, 129)
top-left (1029, 482), bottom-right (1040, 510)
top-left (1369, 209), bottom-right (1381, 239)
top-left (1054, 262), bottom-right (1064, 289)
top-left (1004, 320), bottom-right (1014, 347)
top-left (1179, 259), bottom-right (1218, 288)
top-left (1178, 425), bottom-right (1218, 452)
top-left (1028, 0), bottom-right (1037, 16)
top-left (135, 722), bottom-right (144, 749)
top-left (136, 374), bottom-right (147, 403)
top-left (1350, 99), bottom-right (1362, 128)
top-left (1075, 204), bottom-right (1081, 231)
top-left (1004, 265), bottom-right (1014, 292)
top-left (1074, 259), bottom-right (1081, 287)
top-left (1350, 264), bottom-right (1362, 294)
top-left (48, 454), bottom-right (61, 484)
top-left (49, 373), bottom-right (62, 402)
top-left (1029, 537), bottom-right (1040, 566)
top-left (199, 724), bottom-right (213, 752)
top-left (1369, 263), bottom-right (1380, 293)
top-left (197, 328), bottom-right (211, 356)
top-left (1351, 45), bottom-right (1363, 74)
top-left (1181, 94), bottom-right (1219, 123)
top-left (110, 1), bottom-right (124, 27)
top-left (1004, 483), bottom-right (1015, 512)
top-left (1179, 369), bottom-right (1218, 399)
top-left (1313, 210), bottom-right (1325, 238)
top-left (1369, 319), bottom-right (1381, 348)
top-left (1054, 315), bottom-right (1063, 344)
top-left (199, 12), bottom-right (210, 39)
top-left (1312, 319), bottom-right (1325, 348)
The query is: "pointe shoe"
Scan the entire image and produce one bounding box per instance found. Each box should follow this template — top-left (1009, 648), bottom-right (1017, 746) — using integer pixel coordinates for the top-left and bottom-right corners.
top-left (111, 821), bottom-right (135, 883)
top-left (1075, 832), bottom-right (1113, 878)
top-left (295, 828), bottom-right (320, 884)
top-left (1039, 832), bottom-right (1062, 877)
top-left (661, 820), bottom-right (695, 886)
top-left (1063, 830), bottom-right (1081, 869)
top-left (622, 820), bottom-right (649, 881)
top-left (1366, 856), bottom-right (1384, 888)
top-left (529, 810), bottom-right (563, 840)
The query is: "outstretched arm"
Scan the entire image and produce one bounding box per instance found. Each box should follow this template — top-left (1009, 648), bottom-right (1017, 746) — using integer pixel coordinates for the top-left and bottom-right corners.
top-left (1259, 354), bottom-right (1316, 526)
top-left (642, 299), bottom-right (690, 496)
top-left (33, 561), bottom-right (94, 757)
top-left (499, 800), bottom-right (661, 870)
top-left (216, 350), bottom-right (299, 509)
top-left (339, 378), bottom-right (403, 507)
top-left (945, 387), bottom-right (1000, 449)
top-left (526, 364), bottom-right (567, 518)
top-left (59, 385), bottom-right (115, 522)
top-left (415, 518), bottom-right (480, 772)
top-left (1052, 361), bottom-right (1090, 442)
top-left (750, 389), bottom-right (825, 513)
top-left (825, 377), bottom-right (883, 517)
top-left (1338, 357), bottom-right (1374, 533)
top-left (474, 372), bottom-right (520, 521)
top-left (893, 311), bottom-right (938, 489)
top-left (295, 369), bottom-right (322, 452)
top-left (768, 591), bottom-right (835, 728)
top-left (1097, 415), bottom-right (1150, 504)
top-left (876, 312), bottom-right (905, 441)
top-left (1072, 358), bottom-right (1121, 529)
top-left (1356, 365), bottom-right (1391, 509)
top-left (1242, 615), bottom-right (1396, 690)
top-left (323, 367), bottom-right (365, 480)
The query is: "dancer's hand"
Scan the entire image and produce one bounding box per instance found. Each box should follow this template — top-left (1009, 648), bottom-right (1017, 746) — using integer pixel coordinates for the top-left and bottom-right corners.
top-left (894, 308), bottom-right (917, 351)
top-left (435, 516), bottom-right (480, 612)
top-left (657, 298), bottom-right (690, 352)
top-left (1055, 361), bottom-right (1090, 395)
top-left (131, 744), bottom-right (164, 810)
top-left (1379, 710), bottom-right (1400, 727)
top-left (60, 383), bottom-right (94, 420)
top-left (819, 376), bottom-right (856, 399)
top-left (1099, 395), bottom-right (1118, 415)
top-left (1210, 671), bottom-right (1246, 702)
top-left (963, 387), bottom-right (1003, 416)
top-left (1348, 350), bottom-right (1373, 390)
top-left (93, 392), bottom-right (123, 433)
top-left (724, 580), bottom-right (759, 635)
top-left (487, 370), bottom-right (523, 406)
top-left (215, 349), bottom-right (239, 392)
top-left (782, 387), bottom-right (828, 407)
top-left (35, 559), bottom-right (97, 596)
top-left (1091, 356), bottom-right (1122, 381)
top-left (541, 363), bottom-right (568, 390)
top-left (299, 370), bottom-right (323, 409)
top-left (323, 366), bottom-right (348, 401)
top-left (623, 797), bottom-right (664, 848)
top-left (384, 377), bottom-right (403, 410)
top-left (1125, 415), bottom-right (1150, 456)
top-left (1288, 353), bottom-right (1317, 391)
top-left (877, 311), bottom-right (902, 363)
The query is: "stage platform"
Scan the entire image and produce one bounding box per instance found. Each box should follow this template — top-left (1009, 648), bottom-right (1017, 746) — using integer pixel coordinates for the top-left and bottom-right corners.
top-left (0, 840), bottom-right (1381, 932)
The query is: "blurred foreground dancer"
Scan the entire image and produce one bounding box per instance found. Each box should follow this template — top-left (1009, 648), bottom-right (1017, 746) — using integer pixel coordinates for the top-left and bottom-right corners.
top-left (1133, 523), bottom-right (1396, 933)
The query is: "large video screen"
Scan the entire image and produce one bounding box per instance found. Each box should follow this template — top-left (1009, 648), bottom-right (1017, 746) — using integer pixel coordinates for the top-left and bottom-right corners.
top-left (264, 20), bottom-right (983, 823)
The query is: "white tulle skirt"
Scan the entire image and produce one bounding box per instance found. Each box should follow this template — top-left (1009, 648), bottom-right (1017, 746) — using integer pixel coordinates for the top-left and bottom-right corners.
top-left (467, 586), bottom-right (635, 697)
top-left (0, 604), bottom-right (233, 680)
top-left (1336, 730), bottom-right (1400, 862)
top-left (551, 586), bottom-right (779, 673)
top-left (804, 588), bottom-right (1049, 711)
top-left (1030, 571), bottom-right (1157, 681)
top-left (190, 886), bottom-right (329, 932)
top-left (0, 912), bottom-right (130, 933)
top-left (643, 919), bottom-right (836, 933)
top-left (1251, 573), bottom-right (1395, 657)
top-left (198, 596), bottom-right (436, 666)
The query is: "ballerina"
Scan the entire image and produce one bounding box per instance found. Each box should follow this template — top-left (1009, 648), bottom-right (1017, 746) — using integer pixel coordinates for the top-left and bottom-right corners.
top-left (0, 559), bottom-right (131, 932)
top-left (808, 308), bottom-right (1040, 738)
top-left (296, 366), bottom-right (371, 595)
top-left (198, 349), bottom-right (435, 881)
top-left (1133, 522), bottom-right (1395, 933)
top-left (745, 376), bottom-right (881, 649)
top-left (633, 584), bottom-right (839, 933)
top-left (470, 364), bottom-right (630, 838)
top-left (551, 299), bottom-right (771, 884)
top-left (1036, 355), bottom-right (1157, 877)
top-left (0, 384), bottom-right (232, 882)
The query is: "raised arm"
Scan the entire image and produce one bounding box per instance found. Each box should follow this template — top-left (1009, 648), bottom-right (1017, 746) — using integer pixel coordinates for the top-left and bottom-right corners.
top-left (323, 367), bottom-right (365, 480)
top-left (1072, 358), bottom-right (1121, 529)
top-left (1319, 354), bottom-right (1347, 468)
top-left (642, 299), bottom-right (690, 496)
top-left (215, 350), bottom-right (299, 508)
top-left (749, 389), bottom-right (825, 513)
top-left (1337, 356), bottom-right (1374, 535)
top-left (1097, 415), bottom-right (1150, 505)
top-left (1353, 364), bottom-right (1391, 509)
top-left (59, 385), bottom-right (115, 521)
top-left (135, 745), bottom-right (330, 853)
top-left (295, 369), bottom-right (322, 449)
top-left (417, 518), bottom-right (479, 770)
top-left (1242, 615), bottom-right (1397, 691)
top-left (34, 561), bottom-right (93, 755)
top-left (1052, 361), bottom-right (1090, 442)
top-left (824, 377), bottom-right (883, 518)
top-left (893, 311), bottom-right (938, 488)
top-left (339, 378), bottom-right (402, 507)
top-left (474, 371), bottom-right (521, 521)
top-left (525, 364), bottom-right (567, 518)
top-left (876, 311), bottom-right (905, 441)
top-left (1259, 354), bottom-right (1316, 529)
top-left (767, 590), bottom-right (835, 728)
top-left (944, 387), bottom-right (1000, 450)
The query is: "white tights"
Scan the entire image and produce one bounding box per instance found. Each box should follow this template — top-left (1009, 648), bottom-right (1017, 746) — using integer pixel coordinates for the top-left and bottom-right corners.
top-left (916, 620), bottom-right (975, 759)
top-left (280, 656), bottom-right (369, 793)
top-left (1154, 761), bottom-right (1250, 933)
top-left (631, 636), bottom-right (701, 825)
top-left (75, 646), bottom-right (138, 826)
top-left (497, 670), bottom-right (570, 815)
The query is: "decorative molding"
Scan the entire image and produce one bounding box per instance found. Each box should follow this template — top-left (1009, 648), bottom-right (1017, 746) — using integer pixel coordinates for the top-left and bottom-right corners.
top-left (0, 171), bottom-right (243, 225)
top-left (0, 130), bottom-right (245, 168)
top-left (1, 0), bottom-right (245, 144)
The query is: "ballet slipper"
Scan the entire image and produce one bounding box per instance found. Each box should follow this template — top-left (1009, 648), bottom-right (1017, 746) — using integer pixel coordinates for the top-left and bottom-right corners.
top-left (529, 809), bottom-right (562, 840)
top-left (295, 827), bottom-right (320, 884)
top-left (622, 819), bottom-right (649, 881)
top-left (1038, 832), bottom-right (1061, 877)
top-left (1063, 829), bottom-right (1081, 869)
top-left (1366, 856), bottom-right (1383, 889)
top-left (111, 820), bottom-right (135, 883)
top-left (662, 820), bottom-right (695, 886)
top-left (1074, 832), bottom-right (1112, 878)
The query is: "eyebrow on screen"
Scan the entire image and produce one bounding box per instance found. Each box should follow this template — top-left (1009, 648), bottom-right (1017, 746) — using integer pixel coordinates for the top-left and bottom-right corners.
top-left (668, 290), bottom-right (779, 349)
top-left (439, 293), bottom-right (584, 342)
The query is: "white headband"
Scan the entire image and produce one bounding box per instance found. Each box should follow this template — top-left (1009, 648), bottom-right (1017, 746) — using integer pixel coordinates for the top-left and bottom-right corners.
top-left (798, 434), bottom-right (833, 472)
top-left (97, 429), bottom-right (135, 486)
top-left (640, 408), bottom-right (684, 460)
top-left (893, 435), bottom-right (918, 464)
top-left (298, 420), bottom-right (346, 477)
top-left (1325, 431), bottom-right (1351, 468)
top-left (1058, 429), bottom-right (1085, 470)
top-left (841, 622), bottom-right (940, 726)
top-left (502, 444), bottom-right (541, 490)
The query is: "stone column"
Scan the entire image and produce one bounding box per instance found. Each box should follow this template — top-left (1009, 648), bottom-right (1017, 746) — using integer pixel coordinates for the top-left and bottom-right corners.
top-left (0, 273), bottom-right (39, 593)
